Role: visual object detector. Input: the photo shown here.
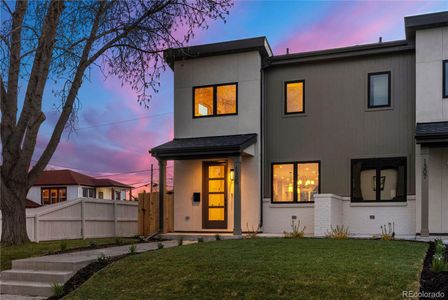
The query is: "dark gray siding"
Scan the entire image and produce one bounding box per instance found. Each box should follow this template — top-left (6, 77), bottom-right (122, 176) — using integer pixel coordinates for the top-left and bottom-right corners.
top-left (263, 52), bottom-right (416, 198)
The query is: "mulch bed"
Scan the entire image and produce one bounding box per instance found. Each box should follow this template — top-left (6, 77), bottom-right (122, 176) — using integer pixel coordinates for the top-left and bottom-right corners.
top-left (419, 241), bottom-right (448, 299)
top-left (47, 254), bottom-right (130, 300)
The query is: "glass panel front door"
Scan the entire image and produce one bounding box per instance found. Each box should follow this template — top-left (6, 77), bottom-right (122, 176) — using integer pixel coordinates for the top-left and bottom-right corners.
top-left (203, 162), bottom-right (227, 229)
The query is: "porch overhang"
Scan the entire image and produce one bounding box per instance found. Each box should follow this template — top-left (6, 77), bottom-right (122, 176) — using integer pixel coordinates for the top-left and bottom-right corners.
top-left (150, 134), bottom-right (257, 160)
top-left (416, 121), bottom-right (448, 146)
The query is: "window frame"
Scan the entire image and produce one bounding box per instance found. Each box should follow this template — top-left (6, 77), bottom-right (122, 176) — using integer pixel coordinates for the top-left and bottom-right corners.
top-left (271, 160), bottom-right (321, 204)
top-left (192, 82), bottom-right (238, 118)
top-left (350, 157), bottom-right (407, 203)
top-left (284, 80), bottom-right (306, 115)
top-left (40, 187), bottom-right (67, 205)
top-left (367, 71), bottom-right (391, 109)
top-left (82, 187), bottom-right (96, 198)
top-left (443, 60), bottom-right (448, 98)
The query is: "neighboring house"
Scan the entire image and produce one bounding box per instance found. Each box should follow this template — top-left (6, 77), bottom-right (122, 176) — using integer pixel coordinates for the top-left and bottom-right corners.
top-left (151, 11), bottom-right (448, 236)
top-left (27, 169), bottom-right (131, 205)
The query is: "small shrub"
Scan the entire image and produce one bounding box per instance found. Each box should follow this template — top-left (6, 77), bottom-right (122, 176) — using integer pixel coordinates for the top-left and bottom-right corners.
top-left (51, 282), bottom-right (64, 297)
top-left (245, 223), bottom-right (261, 239)
top-left (197, 237), bottom-right (204, 243)
top-left (59, 240), bottom-right (67, 252)
top-left (283, 220), bottom-right (306, 239)
top-left (157, 242), bottom-right (164, 249)
top-left (177, 238), bottom-right (183, 246)
top-left (431, 254), bottom-right (448, 273)
top-left (380, 222), bottom-right (395, 240)
top-left (129, 244), bottom-right (137, 254)
top-left (326, 225), bottom-right (350, 240)
top-left (97, 253), bottom-right (110, 264)
top-left (115, 237), bottom-right (122, 245)
top-left (435, 241), bottom-right (446, 255)
top-left (215, 234), bottom-right (221, 241)
top-left (89, 240), bottom-right (97, 248)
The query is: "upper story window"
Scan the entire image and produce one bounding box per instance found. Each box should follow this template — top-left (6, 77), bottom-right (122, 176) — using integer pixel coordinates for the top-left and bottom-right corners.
top-left (443, 60), bottom-right (448, 98)
top-left (285, 80), bottom-right (305, 114)
top-left (41, 187), bottom-right (66, 205)
top-left (272, 161), bottom-right (320, 203)
top-left (82, 187), bottom-right (95, 198)
top-left (193, 83), bottom-right (237, 118)
top-left (368, 72), bottom-right (391, 108)
top-left (351, 157), bottom-right (406, 202)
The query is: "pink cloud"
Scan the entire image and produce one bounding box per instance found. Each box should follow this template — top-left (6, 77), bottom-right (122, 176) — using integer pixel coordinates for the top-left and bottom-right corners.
top-left (275, 2), bottom-right (439, 54)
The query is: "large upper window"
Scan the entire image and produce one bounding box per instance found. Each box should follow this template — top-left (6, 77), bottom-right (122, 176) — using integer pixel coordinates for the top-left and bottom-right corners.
top-left (272, 162), bottom-right (320, 203)
top-left (285, 81), bottom-right (305, 114)
top-left (41, 187), bottom-right (67, 205)
top-left (351, 157), bottom-right (406, 202)
top-left (193, 83), bottom-right (237, 117)
top-left (443, 60), bottom-right (448, 98)
top-left (368, 72), bottom-right (391, 108)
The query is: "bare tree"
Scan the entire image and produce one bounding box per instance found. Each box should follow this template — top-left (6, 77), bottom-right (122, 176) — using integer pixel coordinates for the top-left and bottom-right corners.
top-left (0, 0), bottom-right (232, 245)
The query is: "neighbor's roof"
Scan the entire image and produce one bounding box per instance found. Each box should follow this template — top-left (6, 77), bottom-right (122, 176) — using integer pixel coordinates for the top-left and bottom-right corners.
top-left (150, 134), bottom-right (257, 160)
top-left (33, 169), bottom-right (131, 188)
top-left (163, 37), bottom-right (272, 69)
top-left (25, 199), bottom-right (41, 208)
top-left (416, 121), bottom-right (448, 145)
top-left (405, 11), bottom-right (448, 40)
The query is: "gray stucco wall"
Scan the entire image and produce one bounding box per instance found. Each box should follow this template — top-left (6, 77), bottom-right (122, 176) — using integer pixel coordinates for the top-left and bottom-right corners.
top-left (263, 51), bottom-right (416, 198)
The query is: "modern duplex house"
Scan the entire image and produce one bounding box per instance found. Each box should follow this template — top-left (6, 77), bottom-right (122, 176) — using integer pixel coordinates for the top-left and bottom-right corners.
top-left (151, 12), bottom-right (448, 237)
top-left (27, 169), bottom-right (132, 205)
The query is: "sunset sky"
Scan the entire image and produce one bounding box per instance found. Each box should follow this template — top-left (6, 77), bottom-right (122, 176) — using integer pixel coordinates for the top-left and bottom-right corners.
top-left (34, 1), bottom-right (448, 193)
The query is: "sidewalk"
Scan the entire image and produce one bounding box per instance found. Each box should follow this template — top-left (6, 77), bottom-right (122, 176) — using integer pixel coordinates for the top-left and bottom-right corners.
top-left (0, 239), bottom-right (195, 299)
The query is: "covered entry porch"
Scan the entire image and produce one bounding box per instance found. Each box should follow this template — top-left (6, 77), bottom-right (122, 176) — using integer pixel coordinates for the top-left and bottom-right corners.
top-left (416, 122), bottom-right (448, 235)
top-left (150, 134), bottom-right (259, 235)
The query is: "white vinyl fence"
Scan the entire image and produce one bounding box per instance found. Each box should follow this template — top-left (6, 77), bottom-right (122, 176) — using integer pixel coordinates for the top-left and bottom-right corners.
top-left (0, 198), bottom-right (138, 242)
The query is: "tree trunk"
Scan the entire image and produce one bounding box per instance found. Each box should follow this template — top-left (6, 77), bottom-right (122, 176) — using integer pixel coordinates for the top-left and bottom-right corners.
top-left (1, 172), bottom-right (30, 245)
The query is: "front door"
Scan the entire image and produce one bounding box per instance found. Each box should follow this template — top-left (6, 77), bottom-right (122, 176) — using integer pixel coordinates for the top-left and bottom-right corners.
top-left (203, 161), bottom-right (227, 229)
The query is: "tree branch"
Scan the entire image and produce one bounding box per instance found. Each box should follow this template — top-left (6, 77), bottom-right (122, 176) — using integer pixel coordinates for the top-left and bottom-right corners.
top-left (28, 1), bottom-right (107, 185)
top-left (1, 0), bottom-right (28, 147)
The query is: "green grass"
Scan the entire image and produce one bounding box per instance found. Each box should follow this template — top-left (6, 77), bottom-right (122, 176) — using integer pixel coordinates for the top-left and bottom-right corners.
top-left (66, 239), bottom-right (427, 300)
top-left (0, 237), bottom-right (139, 271)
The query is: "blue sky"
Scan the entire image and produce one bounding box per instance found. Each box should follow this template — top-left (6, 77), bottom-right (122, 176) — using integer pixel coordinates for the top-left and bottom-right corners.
top-left (32, 1), bottom-right (448, 191)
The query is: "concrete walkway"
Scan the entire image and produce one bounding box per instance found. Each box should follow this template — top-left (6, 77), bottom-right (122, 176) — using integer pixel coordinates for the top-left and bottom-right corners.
top-left (0, 240), bottom-right (196, 299)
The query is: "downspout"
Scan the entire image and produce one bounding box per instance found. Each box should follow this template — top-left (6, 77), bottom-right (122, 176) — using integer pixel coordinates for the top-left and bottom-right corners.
top-left (259, 59), bottom-right (268, 230)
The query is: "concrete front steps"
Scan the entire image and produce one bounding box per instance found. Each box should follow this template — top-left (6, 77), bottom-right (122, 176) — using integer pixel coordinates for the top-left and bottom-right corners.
top-left (0, 240), bottom-right (188, 298)
top-left (0, 256), bottom-right (93, 297)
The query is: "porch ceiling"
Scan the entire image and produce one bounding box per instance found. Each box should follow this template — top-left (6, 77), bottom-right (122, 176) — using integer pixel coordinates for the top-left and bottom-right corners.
top-left (416, 121), bottom-right (448, 145)
top-left (150, 134), bottom-right (257, 160)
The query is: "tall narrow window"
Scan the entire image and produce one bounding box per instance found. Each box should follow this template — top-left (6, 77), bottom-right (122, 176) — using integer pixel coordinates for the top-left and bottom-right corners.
top-left (368, 72), bottom-right (391, 108)
top-left (285, 81), bottom-right (305, 114)
top-left (272, 162), bottom-right (320, 203)
top-left (351, 157), bottom-right (406, 202)
top-left (193, 83), bottom-right (237, 117)
top-left (443, 60), bottom-right (448, 98)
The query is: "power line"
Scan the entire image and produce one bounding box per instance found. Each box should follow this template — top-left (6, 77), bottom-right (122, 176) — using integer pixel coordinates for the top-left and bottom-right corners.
top-left (75, 111), bottom-right (173, 130)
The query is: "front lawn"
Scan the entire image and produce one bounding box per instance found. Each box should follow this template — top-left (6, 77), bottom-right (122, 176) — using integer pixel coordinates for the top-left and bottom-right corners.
top-left (0, 237), bottom-right (140, 271)
top-left (66, 239), bottom-right (427, 299)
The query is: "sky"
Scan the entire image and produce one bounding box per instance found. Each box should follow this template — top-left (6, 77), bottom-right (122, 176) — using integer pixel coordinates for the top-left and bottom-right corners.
top-left (33, 1), bottom-right (448, 195)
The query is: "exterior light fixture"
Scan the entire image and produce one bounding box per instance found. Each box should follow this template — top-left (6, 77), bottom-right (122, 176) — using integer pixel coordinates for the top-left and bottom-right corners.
top-left (230, 169), bottom-right (234, 181)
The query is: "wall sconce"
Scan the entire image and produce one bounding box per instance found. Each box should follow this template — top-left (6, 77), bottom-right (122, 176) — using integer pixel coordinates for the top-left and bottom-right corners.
top-left (230, 169), bottom-right (234, 181)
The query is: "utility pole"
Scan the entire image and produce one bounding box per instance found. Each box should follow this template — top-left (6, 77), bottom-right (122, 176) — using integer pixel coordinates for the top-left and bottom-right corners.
top-left (150, 164), bottom-right (154, 195)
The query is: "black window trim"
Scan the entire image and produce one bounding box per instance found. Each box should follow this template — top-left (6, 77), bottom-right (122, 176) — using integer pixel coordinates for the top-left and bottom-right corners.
top-left (192, 82), bottom-right (238, 119)
top-left (82, 187), bottom-right (96, 198)
top-left (367, 71), bottom-right (391, 109)
top-left (350, 156), bottom-right (407, 203)
top-left (284, 80), bottom-right (306, 115)
top-left (41, 187), bottom-right (67, 205)
top-left (271, 160), bottom-right (321, 204)
top-left (443, 60), bottom-right (448, 99)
